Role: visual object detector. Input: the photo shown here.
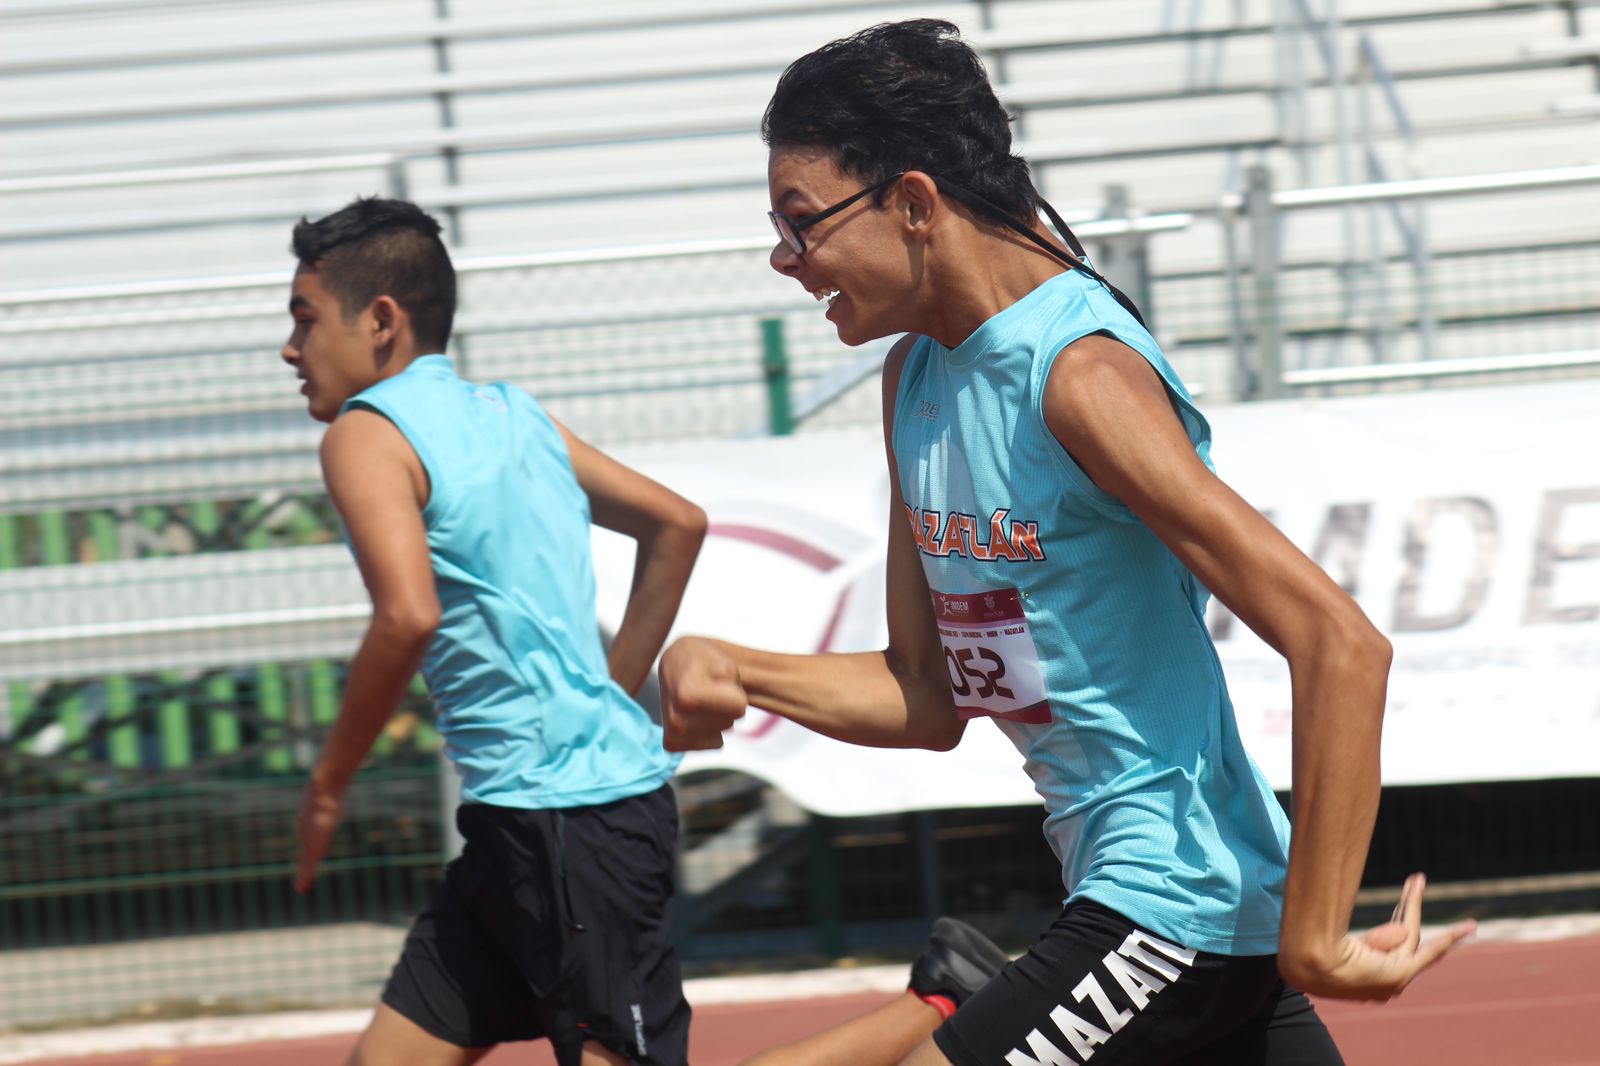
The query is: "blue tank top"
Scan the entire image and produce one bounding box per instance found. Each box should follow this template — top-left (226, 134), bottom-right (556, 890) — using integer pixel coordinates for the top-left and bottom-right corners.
top-left (892, 271), bottom-right (1291, 955)
top-left (342, 355), bottom-right (680, 809)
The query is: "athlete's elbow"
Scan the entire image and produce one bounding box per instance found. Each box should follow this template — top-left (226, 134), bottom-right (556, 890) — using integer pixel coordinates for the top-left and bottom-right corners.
top-left (373, 601), bottom-right (440, 646)
top-left (922, 726), bottom-right (965, 752)
top-left (915, 710), bottom-right (967, 751)
top-left (656, 500), bottom-right (708, 558)
top-left (677, 500), bottom-right (709, 540)
top-left (1289, 605), bottom-right (1391, 681)
top-left (1328, 610), bottom-right (1392, 677)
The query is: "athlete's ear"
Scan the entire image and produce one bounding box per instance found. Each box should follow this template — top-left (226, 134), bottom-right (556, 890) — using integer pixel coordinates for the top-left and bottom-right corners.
top-left (369, 295), bottom-right (400, 342)
top-left (899, 171), bottom-right (940, 238)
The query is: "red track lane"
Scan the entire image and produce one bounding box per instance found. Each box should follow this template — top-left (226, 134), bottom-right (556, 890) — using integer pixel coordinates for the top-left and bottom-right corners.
top-left (16, 935), bottom-right (1597, 1066)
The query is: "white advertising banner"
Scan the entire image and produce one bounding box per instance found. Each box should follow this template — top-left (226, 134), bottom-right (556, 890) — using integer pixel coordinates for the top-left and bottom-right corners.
top-left (595, 378), bottom-right (1600, 816)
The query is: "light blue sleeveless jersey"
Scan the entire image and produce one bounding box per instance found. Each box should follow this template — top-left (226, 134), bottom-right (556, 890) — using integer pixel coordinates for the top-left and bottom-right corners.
top-left (892, 271), bottom-right (1291, 955)
top-left (342, 355), bottom-right (680, 809)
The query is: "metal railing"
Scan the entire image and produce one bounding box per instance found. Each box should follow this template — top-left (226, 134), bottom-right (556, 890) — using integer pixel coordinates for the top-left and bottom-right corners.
top-left (1220, 162), bottom-right (1600, 397)
top-left (8, 1), bottom-right (1562, 79)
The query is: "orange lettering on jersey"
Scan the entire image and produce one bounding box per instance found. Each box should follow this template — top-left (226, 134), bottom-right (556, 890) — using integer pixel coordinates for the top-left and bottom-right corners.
top-left (987, 509), bottom-right (1019, 561)
top-left (958, 513), bottom-right (986, 560)
top-left (903, 504), bottom-right (927, 552)
top-left (936, 511), bottom-right (965, 557)
top-left (1010, 521), bottom-right (1044, 561)
top-left (901, 504), bottom-right (1047, 562)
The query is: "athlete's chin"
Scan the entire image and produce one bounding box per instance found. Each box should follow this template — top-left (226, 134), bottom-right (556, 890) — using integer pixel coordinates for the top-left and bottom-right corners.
top-left (831, 313), bottom-right (892, 348)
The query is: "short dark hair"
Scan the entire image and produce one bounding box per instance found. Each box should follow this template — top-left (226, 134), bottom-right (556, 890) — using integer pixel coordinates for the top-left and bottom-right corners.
top-left (762, 19), bottom-right (1039, 220)
top-left (291, 197), bottom-right (456, 351)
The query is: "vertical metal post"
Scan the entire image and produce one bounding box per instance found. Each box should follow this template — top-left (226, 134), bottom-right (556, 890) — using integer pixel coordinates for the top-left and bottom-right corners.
top-left (1325, 0), bottom-right (1353, 188)
top-left (1246, 165), bottom-right (1284, 399)
top-left (1560, 0), bottom-right (1600, 92)
top-left (1325, 0), bottom-right (1360, 373)
top-left (1270, 0), bottom-right (1312, 187)
top-left (1100, 184), bottom-right (1154, 332)
top-left (1351, 35), bottom-right (1379, 371)
top-left (913, 811), bottom-right (946, 925)
top-left (761, 317), bottom-right (794, 436)
top-left (1221, 198), bottom-right (1252, 401)
top-left (807, 814), bottom-right (846, 958)
top-left (1362, 182), bottom-right (1392, 365)
top-left (384, 159), bottom-right (411, 202)
top-left (430, 0), bottom-right (463, 238)
top-left (1411, 201), bottom-right (1438, 363)
top-left (431, 0), bottom-right (468, 374)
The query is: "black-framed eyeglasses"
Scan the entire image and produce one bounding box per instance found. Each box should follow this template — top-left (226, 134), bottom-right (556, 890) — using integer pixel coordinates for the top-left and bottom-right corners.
top-left (768, 172), bottom-right (905, 256)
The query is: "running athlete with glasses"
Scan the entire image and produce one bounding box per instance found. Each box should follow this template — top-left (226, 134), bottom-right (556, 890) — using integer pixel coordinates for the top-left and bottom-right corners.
top-left (660, 20), bottom-right (1474, 1066)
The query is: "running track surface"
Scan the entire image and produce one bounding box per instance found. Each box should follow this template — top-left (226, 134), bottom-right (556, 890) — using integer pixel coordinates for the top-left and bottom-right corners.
top-left (14, 935), bottom-right (1597, 1066)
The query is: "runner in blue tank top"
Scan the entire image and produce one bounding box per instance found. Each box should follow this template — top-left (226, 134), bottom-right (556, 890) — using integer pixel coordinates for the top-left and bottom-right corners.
top-left (659, 20), bottom-right (1475, 1066)
top-left (281, 198), bottom-right (707, 1066)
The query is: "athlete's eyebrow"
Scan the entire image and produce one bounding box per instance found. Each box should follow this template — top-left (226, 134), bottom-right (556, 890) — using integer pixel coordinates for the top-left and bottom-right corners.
top-left (775, 188), bottom-right (805, 212)
top-left (288, 295), bottom-right (312, 313)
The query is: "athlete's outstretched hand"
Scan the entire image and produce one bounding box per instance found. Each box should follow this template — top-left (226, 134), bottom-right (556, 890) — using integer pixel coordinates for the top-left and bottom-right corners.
top-left (659, 636), bottom-right (749, 751)
top-left (1289, 873), bottom-right (1476, 1001)
top-left (293, 779), bottom-right (346, 894)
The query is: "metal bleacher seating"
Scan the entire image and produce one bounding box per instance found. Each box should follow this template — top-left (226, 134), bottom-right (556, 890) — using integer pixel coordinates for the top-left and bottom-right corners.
top-left (2, 0), bottom-right (1597, 690)
top-left (1, 0), bottom-right (1598, 1026)
top-left (2, 0), bottom-right (1597, 683)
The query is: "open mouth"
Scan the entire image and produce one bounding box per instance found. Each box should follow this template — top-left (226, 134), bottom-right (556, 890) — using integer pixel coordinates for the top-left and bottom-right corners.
top-left (813, 287), bottom-right (841, 310)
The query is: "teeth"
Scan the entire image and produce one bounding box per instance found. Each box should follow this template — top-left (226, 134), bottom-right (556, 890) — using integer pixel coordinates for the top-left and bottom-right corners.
top-left (816, 287), bottom-right (841, 308)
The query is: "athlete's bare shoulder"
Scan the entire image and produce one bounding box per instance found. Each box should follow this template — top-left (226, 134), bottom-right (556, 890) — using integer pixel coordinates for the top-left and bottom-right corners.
top-left (880, 333), bottom-right (924, 419)
top-left (321, 408), bottom-right (430, 511)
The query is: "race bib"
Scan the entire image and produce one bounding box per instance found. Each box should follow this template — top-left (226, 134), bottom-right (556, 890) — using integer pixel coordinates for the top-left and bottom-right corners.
top-left (931, 588), bottom-right (1051, 725)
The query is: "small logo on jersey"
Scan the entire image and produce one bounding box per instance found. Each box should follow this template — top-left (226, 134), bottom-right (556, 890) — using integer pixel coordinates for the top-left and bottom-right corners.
top-left (916, 400), bottom-right (942, 421)
top-left (904, 505), bottom-right (1045, 562)
top-left (472, 386), bottom-right (505, 408)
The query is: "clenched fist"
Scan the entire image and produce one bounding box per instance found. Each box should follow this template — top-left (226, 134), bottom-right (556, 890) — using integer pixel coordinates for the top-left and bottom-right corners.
top-left (658, 636), bottom-right (750, 751)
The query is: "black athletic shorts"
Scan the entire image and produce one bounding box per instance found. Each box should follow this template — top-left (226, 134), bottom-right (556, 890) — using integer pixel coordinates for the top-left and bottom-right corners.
top-left (935, 899), bottom-right (1344, 1066)
top-left (381, 783), bottom-right (690, 1065)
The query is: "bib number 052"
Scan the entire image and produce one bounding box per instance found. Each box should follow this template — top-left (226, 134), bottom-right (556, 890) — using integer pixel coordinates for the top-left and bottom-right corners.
top-left (930, 587), bottom-right (1050, 725)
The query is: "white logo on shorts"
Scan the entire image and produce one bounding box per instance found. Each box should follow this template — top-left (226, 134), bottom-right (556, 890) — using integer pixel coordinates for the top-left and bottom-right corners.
top-left (631, 1002), bottom-right (647, 1057)
top-left (1005, 931), bottom-right (1197, 1064)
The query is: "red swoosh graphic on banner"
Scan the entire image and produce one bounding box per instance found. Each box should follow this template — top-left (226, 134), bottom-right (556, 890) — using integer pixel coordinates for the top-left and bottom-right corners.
top-left (705, 522), bottom-right (855, 740)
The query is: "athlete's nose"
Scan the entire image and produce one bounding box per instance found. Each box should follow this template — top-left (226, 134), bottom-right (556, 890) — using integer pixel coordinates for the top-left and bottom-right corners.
top-left (770, 239), bottom-right (803, 277)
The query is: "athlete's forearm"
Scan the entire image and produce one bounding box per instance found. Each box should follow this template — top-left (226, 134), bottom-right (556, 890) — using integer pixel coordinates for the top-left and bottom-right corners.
top-left (1276, 620), bottom-right (1391, 983)
top-left (718, 639), bottom-right (964, 750)
top-left (312, 614), bottom-right (435, 794)
top-left (607, 514), bottom-right (706, 695)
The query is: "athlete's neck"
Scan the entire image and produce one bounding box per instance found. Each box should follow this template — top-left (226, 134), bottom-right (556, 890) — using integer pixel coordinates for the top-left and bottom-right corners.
top-left (918, 226), bottom-right (1071, 349)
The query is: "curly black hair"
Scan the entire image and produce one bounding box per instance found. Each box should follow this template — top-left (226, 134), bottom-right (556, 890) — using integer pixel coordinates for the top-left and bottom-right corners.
top-left (291, 197), bottom-right (456, 351)
top-left (762, 19), bottom-right (1038, 220)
